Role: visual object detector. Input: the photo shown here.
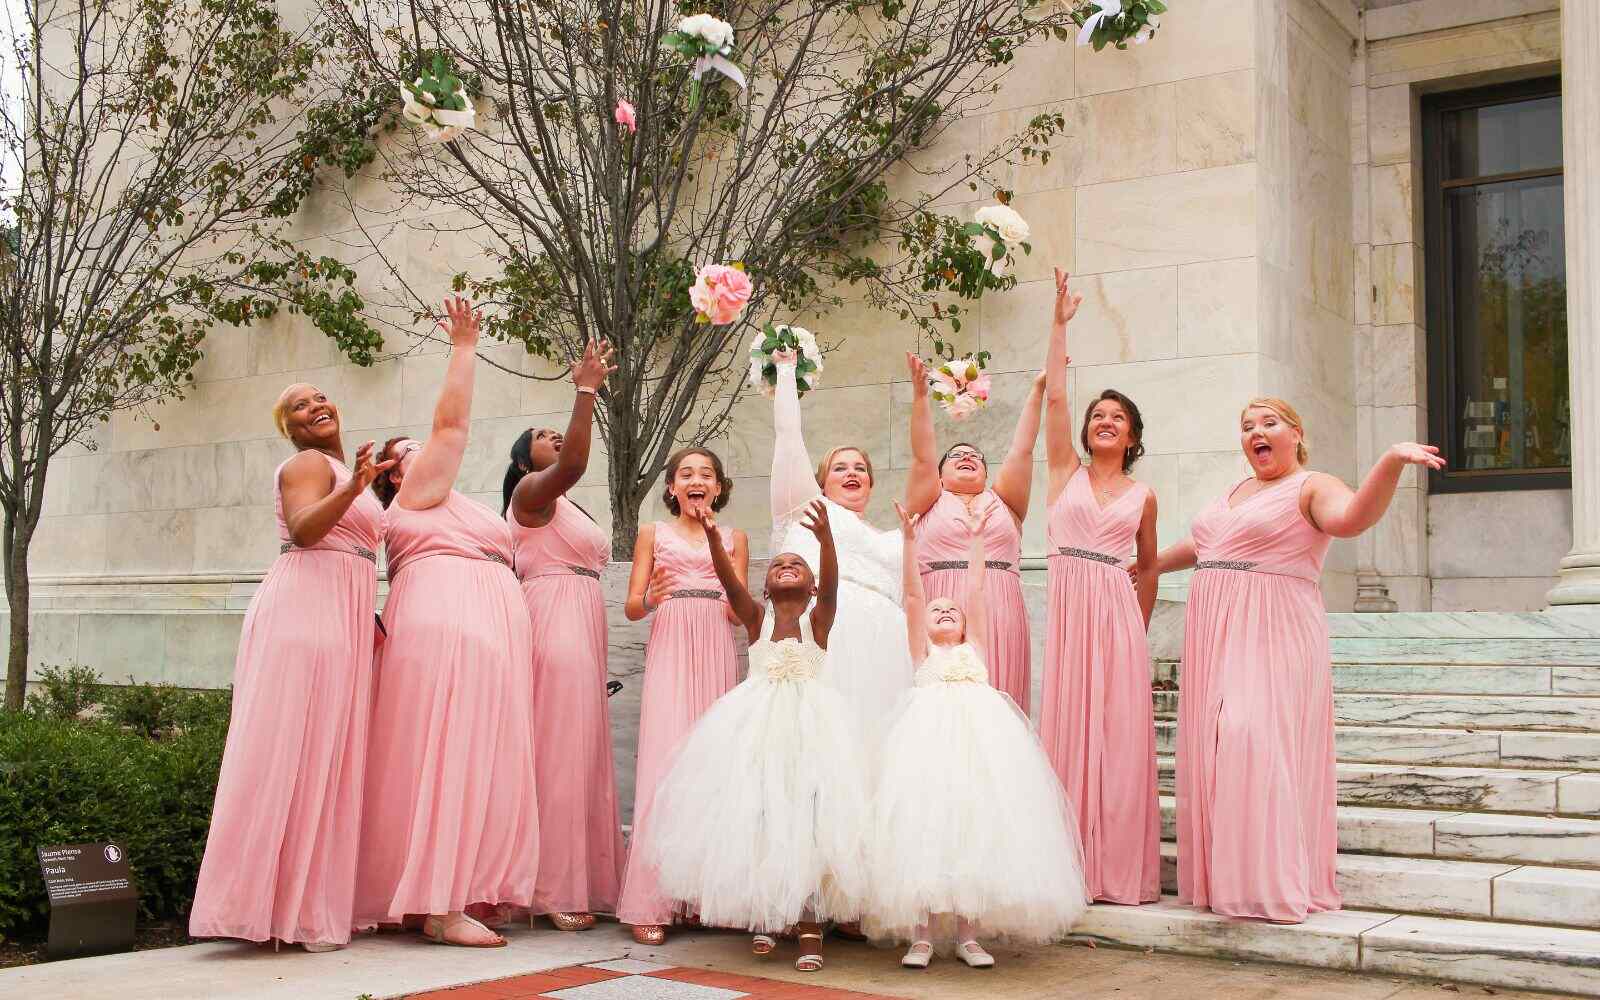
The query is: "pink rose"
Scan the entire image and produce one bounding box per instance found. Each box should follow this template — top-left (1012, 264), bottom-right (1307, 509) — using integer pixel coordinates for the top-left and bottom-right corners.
top-left (967, 373), bottom-right (991, 402)
top-left (689, 263), bottom-right (753, 325)
top-left (947, 394), bottom-right (981, 420)
top-left (614, 99), bottom-right (637, 134)
top-left (928, 366), bottom-right (960, 399)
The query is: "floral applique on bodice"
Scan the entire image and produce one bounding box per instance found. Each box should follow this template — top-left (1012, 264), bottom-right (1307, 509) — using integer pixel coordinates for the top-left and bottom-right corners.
top-left (749, 610), bottom-right (826, 682)
top-left (914, 642), bottom-right (990, 687)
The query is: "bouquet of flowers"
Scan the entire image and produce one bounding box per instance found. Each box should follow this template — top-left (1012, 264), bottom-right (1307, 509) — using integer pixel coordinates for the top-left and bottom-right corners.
top-left (925, 346), bottom-right (993, 420)
top-left (689, 262), bottom-right (753, 325)
top-left (401, 53), bottom-right (477, 143)
top-left (966, 204), bottom-right (1032, 277)
top-left (748, 323), bottom-right (824, 398)
top-left (1071, 0), bottom-right (1168, 50)
top-left (661, 12), bottom-right (748, 110)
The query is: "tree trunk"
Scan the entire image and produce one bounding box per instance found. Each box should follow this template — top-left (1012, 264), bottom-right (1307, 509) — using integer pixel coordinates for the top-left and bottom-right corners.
top-left (3, 512), bottom-right (32, 711)
top-left (609, 476), bottom-right (644, 561)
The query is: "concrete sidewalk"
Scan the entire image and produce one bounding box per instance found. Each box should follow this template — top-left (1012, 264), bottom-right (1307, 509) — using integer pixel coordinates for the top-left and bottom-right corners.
top-left (0, 921), bottom-right (1573, 1000)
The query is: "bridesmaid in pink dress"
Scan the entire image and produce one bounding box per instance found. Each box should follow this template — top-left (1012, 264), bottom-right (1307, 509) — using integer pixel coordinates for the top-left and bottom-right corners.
top-left (904, 354), bottom-right (1045, 713)
top-left (1038, 269), bottom-right (1161, 905)
top-left (1152, 398), bottom-right (1444, 922)
top-left (617, 447), bottom-right (747, 945)
top-left (190, 384), bottom-right (394, 952)
top-left (354, 297), bottom-right (539, 948)
top-left (501, 340), bottom-right (621, 932)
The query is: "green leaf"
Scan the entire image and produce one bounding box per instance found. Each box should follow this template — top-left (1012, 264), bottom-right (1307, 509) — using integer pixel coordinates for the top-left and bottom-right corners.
top-left (960, 222), bottom-right (985, 237)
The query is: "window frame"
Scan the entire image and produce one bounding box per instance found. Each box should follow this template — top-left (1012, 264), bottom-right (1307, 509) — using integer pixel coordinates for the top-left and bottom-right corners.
top-left (1421, 76), bottom-right (1569, 494)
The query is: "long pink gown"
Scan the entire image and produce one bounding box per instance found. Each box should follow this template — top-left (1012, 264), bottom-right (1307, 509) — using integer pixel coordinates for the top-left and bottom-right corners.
top-left (915, 490), bottom-right (1032, 714)
top-left (189, 452), bottom-right (383, 945)
top-left (507, 497), bottom-right (623, 916)
top-left (1040, 468), bottom-right (1160, 905)
top-left (1176, 470), bottom-right (1340, 922)
top-left (354, 491), bottom-right (539, 925)
top-left (615, 523), bottom-right (740, 926)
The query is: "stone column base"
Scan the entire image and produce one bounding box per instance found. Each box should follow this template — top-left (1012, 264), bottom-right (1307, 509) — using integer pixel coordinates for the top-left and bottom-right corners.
top-left (1547, 550), bottom-right (1600, 610)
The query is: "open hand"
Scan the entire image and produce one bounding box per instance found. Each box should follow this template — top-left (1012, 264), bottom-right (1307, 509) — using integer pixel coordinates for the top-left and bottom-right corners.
top-left (1388, 442), bottom-right (1446, 470)
top-left (960, 501), bottom-right (992, 538)
top-left (906, 352), bottom-right (929, 399)
top-left (573, 339), bottom-right (617, 392)
top-left (439, 295), bottom-right (480, 349)
top-left (1053, 267), bottom-right (1083, 325)
top-left (800, 498), bottom-right (832, 541)
top-left (893, 500), bottom-right (917, 539)
top-left (688, 500), bottom-right (719, 534)
top-left (351, 440), bottom-right (399, 492)
top-left (646, 565), bottom-right (674, 609)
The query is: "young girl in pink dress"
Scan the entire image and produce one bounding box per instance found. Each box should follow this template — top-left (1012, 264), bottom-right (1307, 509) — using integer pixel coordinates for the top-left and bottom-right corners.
top-left (1152, 398), bottom-right (1445, 923)
top-left (904, 354), bottom-right (1044, 714)
top-left (1039, 269), bottom-right (1161, 905)
top-left (617, 447), bottom-right (747, 945)
top-left (190, 384), bottom-right (394, 952)
top-left (353, 297), bottom-right (539, 948)
top-left (869, 502), bottom-right (1088, 970)
top-left (502, 341), bottom-right (620, 932)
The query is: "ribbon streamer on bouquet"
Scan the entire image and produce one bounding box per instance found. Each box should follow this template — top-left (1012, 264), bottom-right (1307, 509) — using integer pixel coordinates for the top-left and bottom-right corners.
top-left (1076, 0), bottom-right (1121, 45)
top-left (692, 53), bottom-right (747, 91)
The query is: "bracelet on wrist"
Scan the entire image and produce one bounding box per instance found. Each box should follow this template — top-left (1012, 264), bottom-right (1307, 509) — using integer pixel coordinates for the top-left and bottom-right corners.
top-left (576, 386), bottom-right (598, 396)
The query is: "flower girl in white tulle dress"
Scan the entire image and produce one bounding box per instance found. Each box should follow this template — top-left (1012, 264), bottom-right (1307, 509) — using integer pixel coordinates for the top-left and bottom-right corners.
top-left (868, 502), bottom-right (1090, 969)
top-left (643, 500), bottom-right (869, 973)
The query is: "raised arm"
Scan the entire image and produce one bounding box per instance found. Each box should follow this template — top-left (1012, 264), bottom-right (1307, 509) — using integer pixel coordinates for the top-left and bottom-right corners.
top-left (1134, 491), bottom-right (1159, 626)
top-left (1304, 444), bottom-right (1445, 538)
top-left (904, 352), bottom-right (942, 515)
top-left (801, 500), bottom-right (839, 647)
top-left (280, 442), bottom-right (396, 547)
top-left (770, 354), bottom-right (822, 524)
top-left (895, 501), bottom-right (928, 664)
top-left (693, 508), bottom-right (761, 636)
top-left (1044, 268), bottom-right (1083, 504)
top-left (993, 373), bottom-right (1045, 523)
top-left (962, 507), bottom-right (990, 652)
top-left (396, 296), bottom-right (478, 510)
top-left (510, 341), bottom-right (615, 524)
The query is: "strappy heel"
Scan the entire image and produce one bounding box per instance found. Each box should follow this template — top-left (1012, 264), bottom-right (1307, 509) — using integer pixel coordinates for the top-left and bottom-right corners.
top-left (751, 933), bottom-right (776, 955)
top-left (795, 932), bottom-right (824, 972)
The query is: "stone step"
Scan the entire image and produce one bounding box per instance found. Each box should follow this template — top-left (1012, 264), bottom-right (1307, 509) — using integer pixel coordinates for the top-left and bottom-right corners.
top-left (1326, 611), bottom-right (1600, 641)
top-left (1152, 690), bottom-right (1600, 730)
top-left (1073, 899), bottom-right (1600, 996)
top-left (1152, 660), bottom-right (1600, 695)
top-left (1154, 720), bottom-right (1600, 769)
top-left (1155, 842), bottom-right (1600, 928)
top-left (1157, 796), bottom-right (1600, 868)
top-left (1327, 636), bottom-right (1600, 666)
top-left (1155, 756), bottom-right (1589, 815)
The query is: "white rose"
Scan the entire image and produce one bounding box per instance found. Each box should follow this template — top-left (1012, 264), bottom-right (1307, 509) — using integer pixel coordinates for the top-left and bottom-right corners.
top-left (975, 204), bottom-right (1029, 244)
top-left (679, 13), bottom-right (734, 50)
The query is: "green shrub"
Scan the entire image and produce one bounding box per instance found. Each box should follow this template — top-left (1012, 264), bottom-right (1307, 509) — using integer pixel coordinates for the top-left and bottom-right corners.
top-left (24, 664), bottom-right (105, 721)
top-left (99, 678), bottom-right (191, 738)
top-left (0, 692), bottom-right (229, 942)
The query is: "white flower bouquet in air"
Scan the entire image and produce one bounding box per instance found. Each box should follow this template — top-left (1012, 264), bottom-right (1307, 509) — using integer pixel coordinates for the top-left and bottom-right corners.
top-left (965, 204), bottom-right (1032, 277)
top-left (661, 12), bottom-right (748, 110)
top-left (401, 53), bottom-right (477, 143)
top-left (749, 323), bottom-right (824, 398)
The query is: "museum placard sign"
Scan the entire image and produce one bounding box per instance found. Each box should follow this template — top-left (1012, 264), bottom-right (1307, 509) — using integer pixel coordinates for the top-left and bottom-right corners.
top-left (37, 842), bottom-right (137, 959)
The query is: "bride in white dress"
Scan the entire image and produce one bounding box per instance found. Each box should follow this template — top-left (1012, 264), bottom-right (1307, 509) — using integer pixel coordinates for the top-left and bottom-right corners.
top-left (768, 354), bottom-right (914, 756)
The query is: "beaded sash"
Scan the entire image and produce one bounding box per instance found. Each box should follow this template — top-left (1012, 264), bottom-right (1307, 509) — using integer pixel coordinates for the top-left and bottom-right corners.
top-left (924, 559), bottom-right (1016, 573)
top-left (1195, 559), bottom-right (1260, 572)
top-left (280, 542), bottom-right (377, 563)
top-left (669, 588), bottom-right (725, 600)
top-left (1050, 546), bottom-right (1120, 566)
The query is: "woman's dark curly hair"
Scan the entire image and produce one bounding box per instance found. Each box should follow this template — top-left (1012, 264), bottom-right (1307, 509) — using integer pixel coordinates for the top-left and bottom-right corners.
top-left (661, 446), bottom-right (733, 514)
top-left (371, 435), bottom-right (410, 508)
top-left (1080, 389), bottom-right (1146, 472)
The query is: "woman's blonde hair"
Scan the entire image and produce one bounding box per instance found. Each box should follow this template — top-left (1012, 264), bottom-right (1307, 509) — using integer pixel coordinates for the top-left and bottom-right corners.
top-left (1241, 396), bottom-right (1309, 464)
top-left (814, 445), bottom-right (875, 490)
top-left (272, 383), bottom-right (317, 439)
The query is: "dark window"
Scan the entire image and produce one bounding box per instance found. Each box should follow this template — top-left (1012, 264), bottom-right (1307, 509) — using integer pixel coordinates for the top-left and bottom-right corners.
top-left (1423, 78), bottom-right (1569, 492)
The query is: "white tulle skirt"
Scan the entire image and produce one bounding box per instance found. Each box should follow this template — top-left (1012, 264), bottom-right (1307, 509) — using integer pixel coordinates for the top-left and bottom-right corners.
top-left (641, 671), bottom-right (871, 932)
top-left (866, 677), bottom-right (1091, 944)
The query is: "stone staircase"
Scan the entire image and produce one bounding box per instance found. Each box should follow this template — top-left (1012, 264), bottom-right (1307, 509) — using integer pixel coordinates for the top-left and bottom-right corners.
top-left (1071, 610), bottom-right (1600, 996)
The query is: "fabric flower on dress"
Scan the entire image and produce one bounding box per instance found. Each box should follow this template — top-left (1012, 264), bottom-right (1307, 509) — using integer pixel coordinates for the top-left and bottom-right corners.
top-left (938, 646), bottom-right (988, 683)
top-left (689, 262), bottom-right (753, 325)
top-left (764, 639), bottom-right (820, 682)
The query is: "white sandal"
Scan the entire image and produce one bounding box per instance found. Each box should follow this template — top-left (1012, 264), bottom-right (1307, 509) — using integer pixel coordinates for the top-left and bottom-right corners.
top-left (795, 932), bottom-right (824, 972)
top-left (422, 912), bottom-right (506, 948)
top-left (751, 933), bottom-right (776, 955)
top-left (956, 939), bottom-right (994, 968)
top-left (901, 940), bottom-right (933, 969)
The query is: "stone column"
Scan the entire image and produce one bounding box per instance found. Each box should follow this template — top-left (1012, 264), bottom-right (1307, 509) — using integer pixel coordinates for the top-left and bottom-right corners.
top-left (1549, 3), bottom-right (1600, 610)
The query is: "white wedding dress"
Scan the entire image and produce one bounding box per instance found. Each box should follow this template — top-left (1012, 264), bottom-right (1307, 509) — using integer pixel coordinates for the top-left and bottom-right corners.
top-left (866, 642), bottom-right (1090, 945)
top-left (641, 612), bottom-right (870, 932)
top-left (769, 362), bottom-right (915, 760)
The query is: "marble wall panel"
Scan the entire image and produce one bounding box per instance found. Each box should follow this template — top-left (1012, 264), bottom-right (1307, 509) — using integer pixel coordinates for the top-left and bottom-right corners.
top-left (1076, 163), bottom-right (1257, 273)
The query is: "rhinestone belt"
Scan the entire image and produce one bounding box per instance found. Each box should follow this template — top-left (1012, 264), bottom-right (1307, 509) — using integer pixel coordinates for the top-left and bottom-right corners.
top-left (1196, 559), bottom-right (1260, 572)
top-left (1050, 546), bottom-right (1121, 566)
top-left (280, 542), bottom-right (377, 563)
top-left (925, 560), bottom-right (1016, 573)
top-left (670, 589), bottom-right (724, 600)
top-left (568, 565), bottom-right (601, 579)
